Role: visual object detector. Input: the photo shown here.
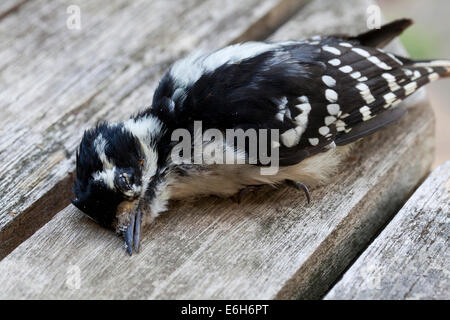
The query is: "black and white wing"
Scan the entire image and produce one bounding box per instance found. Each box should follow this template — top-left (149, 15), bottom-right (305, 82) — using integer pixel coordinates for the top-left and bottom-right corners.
top-left (148, 19), bottom-right (449, 167)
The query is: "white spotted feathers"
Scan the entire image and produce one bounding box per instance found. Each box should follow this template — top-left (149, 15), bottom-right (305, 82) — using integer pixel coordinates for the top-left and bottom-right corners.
top-left (168, 22), bottom-right (449, 154)
top-left (278, 34), bottom-right (449, 150)
top-left (280, 96), bottom-right (311, 147)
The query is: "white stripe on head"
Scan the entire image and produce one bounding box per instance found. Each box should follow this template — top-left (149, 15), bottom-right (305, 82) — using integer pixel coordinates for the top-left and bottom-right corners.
top-left (94, 134), bottom-right (114, 170)
top-left (92, 168), bottom-right (115, 189)
top-left (122, 116), bottom-right (162, 193)
top-left (92, 116), bottom-right (163, 193)
top-left (92, 133), bottom-right (116, 189)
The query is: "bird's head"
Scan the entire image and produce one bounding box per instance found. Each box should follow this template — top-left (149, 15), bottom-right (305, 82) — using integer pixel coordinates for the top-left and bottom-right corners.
top-left (71, 120), bottom-right (159, 254)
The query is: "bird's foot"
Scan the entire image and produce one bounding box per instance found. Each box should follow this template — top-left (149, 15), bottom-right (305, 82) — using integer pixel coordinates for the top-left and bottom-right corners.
top-left (285, 180), bottom-right (311, 204)
top-left (232, 185), bottom-right (261, 204)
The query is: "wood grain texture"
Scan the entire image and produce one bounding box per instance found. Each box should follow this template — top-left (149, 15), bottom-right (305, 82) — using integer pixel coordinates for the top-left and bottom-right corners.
top-left (0, 0), bottom-right (28, 20)
top-left (0, 0), bottom-right (312, 258)
top-left (0, 104), bottom-right (435, 300)
top-left (325, 162), bottom-right (450, 300)
top-left (0, 0), bottom-right (436, 299)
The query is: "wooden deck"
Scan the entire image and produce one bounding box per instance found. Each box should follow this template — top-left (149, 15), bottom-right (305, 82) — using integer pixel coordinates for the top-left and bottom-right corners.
top-left (0, 0), bottom-right (448, 299)
top-left (326, 162), bottom-right (449, 300)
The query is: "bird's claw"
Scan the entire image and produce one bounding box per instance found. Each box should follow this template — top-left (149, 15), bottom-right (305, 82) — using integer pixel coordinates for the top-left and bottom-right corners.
top-left (232, 185), bottom-right (260, 204)
top-left (286, 180), bottom-right (311, 204)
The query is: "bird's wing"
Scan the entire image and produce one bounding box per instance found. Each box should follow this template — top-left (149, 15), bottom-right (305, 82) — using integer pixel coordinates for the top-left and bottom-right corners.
top-left (150, 32), bottom-right (448, 167)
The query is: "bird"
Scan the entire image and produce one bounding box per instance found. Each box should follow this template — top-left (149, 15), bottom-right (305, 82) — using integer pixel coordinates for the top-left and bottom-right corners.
top-left (71, 19), bottom-right (450, 255)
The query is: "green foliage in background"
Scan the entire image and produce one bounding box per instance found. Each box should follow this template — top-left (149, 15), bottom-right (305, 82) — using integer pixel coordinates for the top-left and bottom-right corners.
top-left (399, 26), bottom-right (439, 59)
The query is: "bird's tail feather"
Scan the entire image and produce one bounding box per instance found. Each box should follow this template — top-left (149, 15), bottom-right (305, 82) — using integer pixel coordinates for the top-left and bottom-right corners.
top-left (412, 59), bottom-right (450, 78)
top-left (351, 18), bottom-right (413, 48)
top-left (335, 58), bottom-right (449, 146)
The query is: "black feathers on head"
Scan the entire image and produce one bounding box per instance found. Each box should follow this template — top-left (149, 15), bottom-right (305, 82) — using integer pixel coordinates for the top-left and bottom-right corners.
top-left (72, 122), bottom-right (144, 228)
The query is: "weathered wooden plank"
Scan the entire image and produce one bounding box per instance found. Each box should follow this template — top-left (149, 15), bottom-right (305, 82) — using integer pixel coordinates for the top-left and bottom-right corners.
top-left (325, 162), bottom-right (450, 300)
top-left (0, 0), bottom-right (436, 299)
top-left (0, 0), bottom-right (311, 259)
top-left (0, 0), bottom-right (28, 20)
top-left (0, 105), bottom-right (434, 300)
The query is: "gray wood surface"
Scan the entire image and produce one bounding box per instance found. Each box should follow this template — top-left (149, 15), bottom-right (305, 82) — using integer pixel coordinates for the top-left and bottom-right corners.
top-left (0, 0), bottom-right (437, 299)
top-left (0, 0), bottom-right (312, 259)
top-left (0, 0), bottom-right (28, 20)
top-left (325, 162), bottom-right (450, 300)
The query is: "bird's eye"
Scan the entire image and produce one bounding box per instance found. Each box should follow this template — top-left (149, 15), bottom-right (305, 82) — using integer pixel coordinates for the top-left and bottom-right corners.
top-left (115, 171), bottom-right (134, 191)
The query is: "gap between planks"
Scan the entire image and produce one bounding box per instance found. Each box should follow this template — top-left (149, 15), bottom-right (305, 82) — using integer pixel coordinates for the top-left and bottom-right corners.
top-left (318, 152), bottom-right (434, 299)
top-left (325, 162), bottom-right (449, 300)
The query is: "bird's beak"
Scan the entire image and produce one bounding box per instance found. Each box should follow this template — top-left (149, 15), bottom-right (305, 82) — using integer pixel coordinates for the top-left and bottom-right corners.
top-left (116, 200), bottom-right (142, 256)
top-left (123, 207), bottom-right (142, 256)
